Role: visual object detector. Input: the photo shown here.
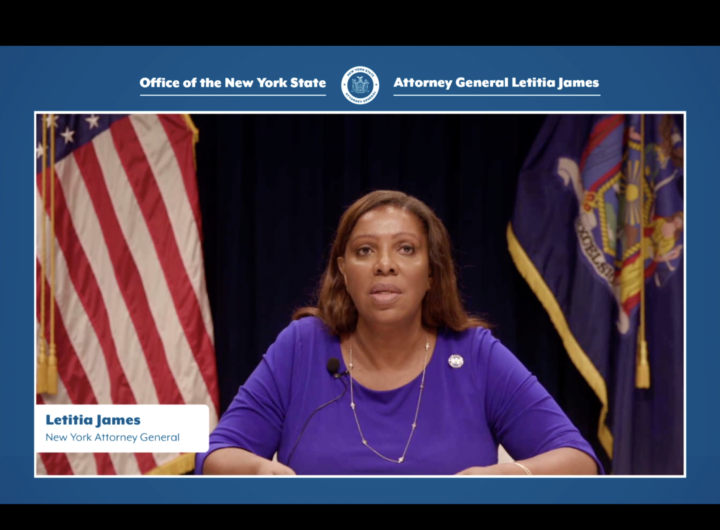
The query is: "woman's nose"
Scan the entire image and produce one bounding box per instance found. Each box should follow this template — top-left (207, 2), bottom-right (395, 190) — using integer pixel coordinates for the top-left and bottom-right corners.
top-left (374, 249), bottom-right (397, 274)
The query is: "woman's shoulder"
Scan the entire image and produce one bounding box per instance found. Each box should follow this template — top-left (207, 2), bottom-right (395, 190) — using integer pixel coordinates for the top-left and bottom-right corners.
top-left (441, 325), bottom-right (496, 353)
top-left (262, 316), bottom-right (335, 375)
top-left (286, 314), bottom-right (333, 337)
top-left (441, 325), bottom-right (515, 371)
top-left (274, 315), bottom-right (335, 353)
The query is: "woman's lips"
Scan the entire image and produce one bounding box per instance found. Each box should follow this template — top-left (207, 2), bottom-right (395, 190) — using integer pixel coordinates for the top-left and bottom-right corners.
top-left (370, 292), bottom-right (401, 304)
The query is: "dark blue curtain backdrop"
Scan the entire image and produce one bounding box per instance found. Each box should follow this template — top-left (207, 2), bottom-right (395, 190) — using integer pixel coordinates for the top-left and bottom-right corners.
top-left (192, 114), bottom-right (611, 473)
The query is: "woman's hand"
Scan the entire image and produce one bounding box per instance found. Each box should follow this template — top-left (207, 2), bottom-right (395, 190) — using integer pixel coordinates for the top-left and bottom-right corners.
top-left (456, 449), bottom-right (598, 475)
top-left (456, 463), bottom-right (525, 475)
top-left (202, 447), bottom-right (296, 475)
top-left (256, 460), bottom-right (296, 475)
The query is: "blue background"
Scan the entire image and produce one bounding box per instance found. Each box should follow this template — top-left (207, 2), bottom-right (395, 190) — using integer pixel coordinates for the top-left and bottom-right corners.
top-left (0, 46), bottom-right (711, 503)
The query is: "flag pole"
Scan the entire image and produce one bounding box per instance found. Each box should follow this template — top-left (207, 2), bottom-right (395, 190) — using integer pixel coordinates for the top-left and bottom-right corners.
top-left (47, 114), bottom-right (58, 395)
top-left (37, 115), bottom-right (48, 394)
top-left (636, 114), bottom-right (650, 389)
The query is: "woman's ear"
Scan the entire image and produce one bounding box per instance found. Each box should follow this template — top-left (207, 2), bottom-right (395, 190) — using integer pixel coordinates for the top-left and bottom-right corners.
top-left (337, 257), bottom-right (347, 285)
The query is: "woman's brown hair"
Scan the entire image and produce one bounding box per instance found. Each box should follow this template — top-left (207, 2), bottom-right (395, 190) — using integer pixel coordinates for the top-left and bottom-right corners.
top-left (293, 190), bottom-right (488, 335)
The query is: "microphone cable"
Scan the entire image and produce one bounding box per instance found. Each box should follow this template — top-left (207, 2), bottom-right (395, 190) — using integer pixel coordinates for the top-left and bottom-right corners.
top-left (286, 358), bottom-right (348, 467)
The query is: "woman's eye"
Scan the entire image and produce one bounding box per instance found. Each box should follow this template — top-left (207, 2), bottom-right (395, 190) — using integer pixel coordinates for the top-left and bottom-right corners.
top-left (357, 247), bottom-right (372, 256)
top-left (400, 245), bottom-right (415, 254)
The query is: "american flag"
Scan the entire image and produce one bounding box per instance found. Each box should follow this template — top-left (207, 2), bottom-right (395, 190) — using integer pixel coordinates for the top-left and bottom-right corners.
top-left (35, 114), bottom-right (219, 475)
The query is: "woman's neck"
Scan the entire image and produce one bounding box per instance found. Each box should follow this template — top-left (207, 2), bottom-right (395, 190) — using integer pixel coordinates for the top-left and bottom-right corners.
top-left (352, 317), bottom-right (430, 370)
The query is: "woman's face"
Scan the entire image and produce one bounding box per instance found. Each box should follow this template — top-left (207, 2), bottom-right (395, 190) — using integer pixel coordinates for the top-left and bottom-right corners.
top-left (338, 206), bottom-right (431, 328)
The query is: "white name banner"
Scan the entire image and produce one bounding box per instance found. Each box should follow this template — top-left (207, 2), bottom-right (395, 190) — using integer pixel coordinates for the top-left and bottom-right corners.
top-left (36, 405), bottom-right (209, 453)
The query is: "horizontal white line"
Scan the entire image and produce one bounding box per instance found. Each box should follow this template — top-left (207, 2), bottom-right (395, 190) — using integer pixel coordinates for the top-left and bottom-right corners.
top-left (35, 473), bottom-right (686, 479)
top-left (36, 111), bottom-right (685, 114)
top-left (139, 94), bottom-right (327, 97)
top-left (393, 94), bottom-right (602, 97)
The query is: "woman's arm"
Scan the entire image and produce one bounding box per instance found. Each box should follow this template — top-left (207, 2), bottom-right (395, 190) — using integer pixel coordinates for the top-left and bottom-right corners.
top-left (457, 447), bottom-right (598, 475)
top-left (202, 447), bottom-right (295, 475)
top-left (196, 322), bottom-right (302, 475)
top-left (475, 330), bottom-right (605, 475)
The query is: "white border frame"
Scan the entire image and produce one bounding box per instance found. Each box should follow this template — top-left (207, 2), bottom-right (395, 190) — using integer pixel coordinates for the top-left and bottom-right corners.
top-left (33, 110), bottom-right (687, 479)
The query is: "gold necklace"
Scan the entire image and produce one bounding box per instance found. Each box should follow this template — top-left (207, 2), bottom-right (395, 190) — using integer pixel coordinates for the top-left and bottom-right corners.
top-left (348, 333), bottom-right (429, 464)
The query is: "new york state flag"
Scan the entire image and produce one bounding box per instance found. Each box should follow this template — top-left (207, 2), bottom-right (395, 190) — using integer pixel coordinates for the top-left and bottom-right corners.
top-left (508, 114), bottom-right (683, 474)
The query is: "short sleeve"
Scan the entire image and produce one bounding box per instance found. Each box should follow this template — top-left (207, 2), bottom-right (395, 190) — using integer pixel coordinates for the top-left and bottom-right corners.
top-left (194, 322), bottom-right (297, 474)
top-left (480, 330), bottom-right (604, 474)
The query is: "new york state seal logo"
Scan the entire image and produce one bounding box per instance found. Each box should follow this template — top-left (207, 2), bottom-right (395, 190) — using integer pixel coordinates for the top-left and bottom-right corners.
top-left (342, 66), bottom-right (379, 105)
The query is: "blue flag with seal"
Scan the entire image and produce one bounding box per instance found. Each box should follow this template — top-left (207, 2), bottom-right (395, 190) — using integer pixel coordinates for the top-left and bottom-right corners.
top-left (508, 114), bottom-right (684, 474)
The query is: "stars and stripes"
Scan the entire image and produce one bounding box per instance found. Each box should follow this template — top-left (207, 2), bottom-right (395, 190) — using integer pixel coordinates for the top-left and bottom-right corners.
top-left (36, 114), bottom-right (219, 475)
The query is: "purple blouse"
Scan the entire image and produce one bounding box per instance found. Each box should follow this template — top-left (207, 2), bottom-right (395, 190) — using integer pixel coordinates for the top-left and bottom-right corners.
top-left (196, 316), bottom-right (603, 475)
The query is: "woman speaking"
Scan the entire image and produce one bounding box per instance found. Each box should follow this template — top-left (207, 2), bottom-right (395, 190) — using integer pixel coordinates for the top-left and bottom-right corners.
top-left (196, 191), bottom-right (602, 475)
